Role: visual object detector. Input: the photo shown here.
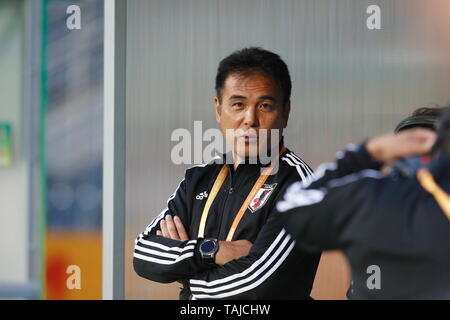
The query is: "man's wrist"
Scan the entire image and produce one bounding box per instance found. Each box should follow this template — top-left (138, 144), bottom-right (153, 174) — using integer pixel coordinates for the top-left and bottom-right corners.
top-left (199, 238), bottom-right (219, 266)
top-left (365, 138), bottom-right (384, 163)
top-left (361, 140), bottom-right (384, 167)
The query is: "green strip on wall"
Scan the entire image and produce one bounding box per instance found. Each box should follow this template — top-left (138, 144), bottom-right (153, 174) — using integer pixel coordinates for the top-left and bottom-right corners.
top-left (39, 0), bottom-right (48, 300)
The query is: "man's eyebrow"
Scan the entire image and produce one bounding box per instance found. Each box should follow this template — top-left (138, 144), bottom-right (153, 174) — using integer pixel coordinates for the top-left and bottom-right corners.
top-left (229, 95), bottom-right (246, 100)
top-left (258, 96), bottom-right (276, 101)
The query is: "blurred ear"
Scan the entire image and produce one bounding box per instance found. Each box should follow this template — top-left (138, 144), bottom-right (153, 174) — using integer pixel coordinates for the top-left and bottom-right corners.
top-left (214, 97), bottom-right (221, 124)
top-left (282, 100), bottom-right (291, 128)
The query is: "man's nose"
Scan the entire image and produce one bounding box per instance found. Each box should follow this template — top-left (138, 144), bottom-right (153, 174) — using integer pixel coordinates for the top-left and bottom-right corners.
top-left (243, 106), bottom-right (259, 128)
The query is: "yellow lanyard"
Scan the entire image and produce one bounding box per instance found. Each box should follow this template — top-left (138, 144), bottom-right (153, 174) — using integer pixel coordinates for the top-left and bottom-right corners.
top-left (197, 146), bottom-right (287, 241)
top-left (417, 168), bottom-right (450, 221)
top-left (197, 165), bottom-right (229, 238)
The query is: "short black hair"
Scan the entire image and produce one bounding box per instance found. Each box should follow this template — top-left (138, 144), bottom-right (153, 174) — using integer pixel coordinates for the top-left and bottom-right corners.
top-left (215, 47), bottom-right (292, 106)
top-left (432, 106), bottom-right (450, 153)
top-left (412, 106), bottom-right (443, 118)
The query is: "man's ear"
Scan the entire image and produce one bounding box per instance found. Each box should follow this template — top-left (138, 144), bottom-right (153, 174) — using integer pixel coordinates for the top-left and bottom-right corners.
top-left (214, 96), bottom-right (221, 124)
top-left (282, 100), bottom-right (291, 128)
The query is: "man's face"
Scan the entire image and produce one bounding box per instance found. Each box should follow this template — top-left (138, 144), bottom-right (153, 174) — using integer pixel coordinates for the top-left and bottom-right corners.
top-left (214, 71), bottom-right (290, 160)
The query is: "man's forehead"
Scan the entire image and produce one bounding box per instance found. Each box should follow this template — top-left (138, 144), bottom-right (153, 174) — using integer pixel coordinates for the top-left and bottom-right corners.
top-left (223, 72), bottom-right (281, 97)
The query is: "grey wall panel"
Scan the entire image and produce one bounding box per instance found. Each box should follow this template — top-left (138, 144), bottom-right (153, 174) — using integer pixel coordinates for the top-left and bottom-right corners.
top-left (125, 0), bottom-right (450, 299)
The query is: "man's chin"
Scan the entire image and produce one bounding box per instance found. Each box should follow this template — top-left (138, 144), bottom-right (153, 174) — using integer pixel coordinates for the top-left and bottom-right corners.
top-left (236, 148), bottom-right (259, 162)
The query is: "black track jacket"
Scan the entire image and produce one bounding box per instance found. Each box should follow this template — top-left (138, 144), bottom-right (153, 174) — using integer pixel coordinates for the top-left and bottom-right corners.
top-left (133, 147), bottom-right (321, 300)
top-left (277, 143), bottom-right (450, 299)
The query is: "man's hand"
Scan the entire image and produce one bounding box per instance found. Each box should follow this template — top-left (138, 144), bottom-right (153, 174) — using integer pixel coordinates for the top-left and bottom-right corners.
top-left (157, 215), bottom-right (189, 241)
top-left (215, 240), bottom-right (253, 266)
top-left (366, 128), bottom-right (436, 164)
top-left (156, 215), bottom-right (252, 265)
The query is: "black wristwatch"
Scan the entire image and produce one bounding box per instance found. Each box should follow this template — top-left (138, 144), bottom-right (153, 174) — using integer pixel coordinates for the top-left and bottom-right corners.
top-left (199, 238), bottom-right (219, 265)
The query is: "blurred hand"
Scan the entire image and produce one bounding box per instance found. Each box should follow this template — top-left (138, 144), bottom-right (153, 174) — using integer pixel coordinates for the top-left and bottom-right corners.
top-left (215, 240), bottom-right (253, 266)
top-left (157, 214), bottom-right (189, 241)
top-left (366, 128), bottom-right (436, 164)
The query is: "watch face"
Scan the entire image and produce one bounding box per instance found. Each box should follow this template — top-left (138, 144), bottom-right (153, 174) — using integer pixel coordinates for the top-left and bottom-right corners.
top-left (201, 240), bottom-right (216, 254)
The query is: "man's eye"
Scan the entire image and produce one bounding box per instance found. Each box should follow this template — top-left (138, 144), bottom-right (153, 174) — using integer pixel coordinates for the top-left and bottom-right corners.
top-left (232, 102), bottom-right (244, 108)
top-left (260, 103), bottom-right (273, 111)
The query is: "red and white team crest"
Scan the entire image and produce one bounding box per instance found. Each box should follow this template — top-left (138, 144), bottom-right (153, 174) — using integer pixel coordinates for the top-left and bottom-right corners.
top-left (248, 183), bottom-right (278, 213)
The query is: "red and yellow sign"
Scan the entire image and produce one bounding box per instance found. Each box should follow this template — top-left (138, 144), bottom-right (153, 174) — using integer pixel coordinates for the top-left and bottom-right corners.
top-left (45, 231), bottom-right (102, 300)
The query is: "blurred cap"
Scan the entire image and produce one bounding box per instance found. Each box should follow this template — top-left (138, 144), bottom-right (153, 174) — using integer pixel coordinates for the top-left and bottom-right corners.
top-left (394, 115), bottom-right (438, 133)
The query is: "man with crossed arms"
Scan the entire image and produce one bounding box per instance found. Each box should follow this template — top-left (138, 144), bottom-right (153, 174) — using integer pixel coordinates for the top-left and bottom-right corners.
top-left (133, 47), bottom-right (320, 300)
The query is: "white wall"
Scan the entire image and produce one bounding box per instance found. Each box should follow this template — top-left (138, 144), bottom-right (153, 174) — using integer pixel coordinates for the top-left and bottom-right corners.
top-left (124, 0), bottom-right (450, 299)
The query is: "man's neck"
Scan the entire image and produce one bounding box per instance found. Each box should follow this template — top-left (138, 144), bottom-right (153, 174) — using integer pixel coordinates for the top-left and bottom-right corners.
top-left (231, 150), bottom-right (275, 171)
top-left (233, 153), bottom-right (243, 171)
top-left (230, 138), bottom-right (285, 171)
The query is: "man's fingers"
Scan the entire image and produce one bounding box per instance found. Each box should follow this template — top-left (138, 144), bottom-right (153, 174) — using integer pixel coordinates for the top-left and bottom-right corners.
top-left (408, 127), bottom-right (436, 142)
top-left (400, 128), bottom-right (436, 152)
top-left (165, 215), bottom-right (181, 240)
top-left (173, 216), bottom-right (189, 241)
top-left (160, 220), bottom-right (170, 238)
top-left (368, 129), bottom-right (437, 164)
top-left (159, 215), bottom-right (189, 241)
top-left (393, 130), bottom-right (436, 160)
top-left (414, 130), bottom-right (436, 150)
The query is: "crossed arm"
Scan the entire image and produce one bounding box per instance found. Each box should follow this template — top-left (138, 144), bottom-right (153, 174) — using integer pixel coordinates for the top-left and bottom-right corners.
top-left (134, 166), bottom-right (314, 299)
top-left (156, 214), bottom-right (252, 266)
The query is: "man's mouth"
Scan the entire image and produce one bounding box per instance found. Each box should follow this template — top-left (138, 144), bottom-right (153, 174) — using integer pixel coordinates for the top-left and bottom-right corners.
top-left (238, 134), bottom-right (258, 143)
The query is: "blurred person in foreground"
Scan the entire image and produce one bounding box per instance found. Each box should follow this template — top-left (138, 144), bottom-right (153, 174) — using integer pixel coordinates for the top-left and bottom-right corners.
top-left (346, 105), bottom-right (443, 297)
top-left (277, 106), bottom-right (450, 299)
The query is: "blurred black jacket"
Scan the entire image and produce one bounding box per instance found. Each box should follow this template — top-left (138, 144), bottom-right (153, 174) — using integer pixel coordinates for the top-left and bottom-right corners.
top-left (277, 143), bottom-right (450, 299)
